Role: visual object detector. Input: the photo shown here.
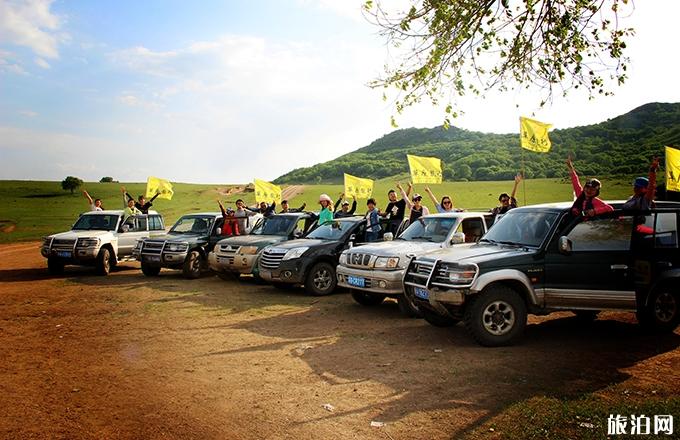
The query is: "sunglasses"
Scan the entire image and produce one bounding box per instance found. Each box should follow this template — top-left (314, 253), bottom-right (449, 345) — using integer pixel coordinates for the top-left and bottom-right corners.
top-left (442, 200), bottom-right (452, 205)
top-left (500, 198), bottom-right (510, 203)
top-left (412, 197), bottom-right (422, 202)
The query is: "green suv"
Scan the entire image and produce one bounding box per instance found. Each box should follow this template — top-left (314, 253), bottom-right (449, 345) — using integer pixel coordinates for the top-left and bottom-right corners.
top-left (404, 202), bottom-right (680, 346)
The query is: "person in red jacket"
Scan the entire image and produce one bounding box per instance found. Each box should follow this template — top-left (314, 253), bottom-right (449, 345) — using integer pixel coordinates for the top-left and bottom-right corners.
top-left (217, 200), bottom-right (240, 236)
top-left (566, 156), bottom-right (613, 217)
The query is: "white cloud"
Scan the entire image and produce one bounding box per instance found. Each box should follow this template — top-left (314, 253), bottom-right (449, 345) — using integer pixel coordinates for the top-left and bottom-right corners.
top-left (34, 56), bottom-right (49, 68)
top-left (19, 109), bottom-right (38, 117)
top-left (0, 0), bottom-right (64, 59)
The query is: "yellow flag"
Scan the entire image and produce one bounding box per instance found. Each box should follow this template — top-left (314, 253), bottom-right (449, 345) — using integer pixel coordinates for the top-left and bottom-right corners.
top-left (254, 179), bottom-right (282, 204)
top-left (520, 116), bottom-right (553, 153)
top-left (666, 146), bottom-right (680, 192)
top-left (407, 154), bottom-right (443, 184)
top-left (146, 176), bottom-right (174, 200)
top-left (344, 173), bottom-right (374, 199)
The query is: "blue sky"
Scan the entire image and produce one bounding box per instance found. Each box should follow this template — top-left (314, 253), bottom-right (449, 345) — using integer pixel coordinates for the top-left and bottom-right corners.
top-left (1, 0), bottom-right (679, 183)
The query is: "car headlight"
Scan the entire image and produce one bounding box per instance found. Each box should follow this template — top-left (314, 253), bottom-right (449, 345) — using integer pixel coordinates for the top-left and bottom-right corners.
top-left (239, 246), bottom-right (259, 255)
top-left (167, 243), bottom-right (189, 253)
top-left (374, 256), bottom-right (400, 269)
top-left (339, 252), bottom-right (348, 265)
top-left (77, 237), bottom-right (99, 248)
top-left (441, 263), bottom-right (478, 285)
top-left (134, 240), bottom-right (143, 251)
top-left (42, 237), bottom-right (52, 247)
top-left (283, 247), bottom-right (309, 260)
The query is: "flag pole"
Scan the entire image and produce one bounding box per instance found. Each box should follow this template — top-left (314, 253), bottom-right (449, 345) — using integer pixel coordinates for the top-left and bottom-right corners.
top-left (519, 133), bottom-right (527, 206)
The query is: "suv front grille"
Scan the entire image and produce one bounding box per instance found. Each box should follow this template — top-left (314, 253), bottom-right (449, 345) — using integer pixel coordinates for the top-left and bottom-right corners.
top-left (345, 252), bottom-right (372, 267)
top-left (142, 240), bottom-right (164, 255)
top-left (260, 249), bottom-right (286, 270)
top-left (51, 239), bottom-right (76, 251)
top-left (218, 244), bottom-right (240, 255)
top-left (404, 258), bottom-right (436, 288)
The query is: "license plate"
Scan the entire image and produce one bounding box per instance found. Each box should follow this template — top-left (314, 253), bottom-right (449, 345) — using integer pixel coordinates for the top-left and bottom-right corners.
top-left (57, 251), bottom-right (71, 258)
top-left (144, 255), bottom-right (160, 263)
top-left (347, 276), bottom-right (366, 288)
top-left (414, 287), bottom-right (429, 300)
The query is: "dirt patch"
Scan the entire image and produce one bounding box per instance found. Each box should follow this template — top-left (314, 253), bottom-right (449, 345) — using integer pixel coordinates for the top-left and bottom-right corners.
top-left (281, 185), bottom-right (306, 201)
top-left (0, 242), bottom-right (678, 439)
top-left (0, 220), bottom-right (17, 233)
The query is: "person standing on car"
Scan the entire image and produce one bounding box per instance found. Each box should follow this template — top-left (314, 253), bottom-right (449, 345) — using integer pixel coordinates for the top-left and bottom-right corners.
top-left (365, 198), bottom-right (381, 242)
top-left (279, 200), bottom-right (306, 213)
top-left (234, 199), bottom-right (258, 232)
top-left (492, 174), bottom-right (522, 218)
top-left (318, 194), bottom-right (334, 225)
top-left (83, 190), bottom-right (104, 211)
top-left (424, 186), bottom-right (460, 213)
top-left (398, 183), bottom-right (429, 223)
top-left (623, 157), bottom-right (659, 210)
top-left (380, 185), bottom-right (411, 234)
top-left (217, 200), bottom-right (240, 236)
top-left (122, 187), bottom-right (160, 214)
top-left (247, 201), bottom-right (276, 218)
top-left (566, 156), bottom-right (613, 217)
top-left (334, 193), bottom-right (357, 218)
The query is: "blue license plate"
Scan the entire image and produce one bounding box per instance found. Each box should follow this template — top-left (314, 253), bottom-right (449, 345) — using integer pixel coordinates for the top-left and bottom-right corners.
top-left (57, 251), bottom-right (71, 258)
top-left (347, 276), bottom-right (366, 288)
top-left (414, 287), bottom-right (429, 300)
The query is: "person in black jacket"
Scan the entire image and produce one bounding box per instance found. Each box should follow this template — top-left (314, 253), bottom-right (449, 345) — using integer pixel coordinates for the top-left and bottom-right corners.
top-left (380, 184), bottom-right (411, 234)
top-left (247, 201), bottom-right (277, 218)
top-left (122, 187), bottom-right (160, 214)
top-left (334, 193), bottom-right (357, 218)
top-left (280, 199), bottom-right (306, 213)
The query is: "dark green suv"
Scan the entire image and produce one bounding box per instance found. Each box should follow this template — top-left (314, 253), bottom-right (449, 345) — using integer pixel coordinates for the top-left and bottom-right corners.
top-left (404, 202), bottom-right (680, 346)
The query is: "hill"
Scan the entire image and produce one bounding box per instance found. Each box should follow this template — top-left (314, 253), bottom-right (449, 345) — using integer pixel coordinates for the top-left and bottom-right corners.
top-left (274, 102), bottom-right (680, 184)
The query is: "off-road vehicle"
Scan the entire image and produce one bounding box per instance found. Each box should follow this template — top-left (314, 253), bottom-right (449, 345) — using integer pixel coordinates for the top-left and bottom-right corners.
top-left (136, 212), bottom-right (262, 279)
top-left (208, 212), bottom-right (317, 280)
top-left (404, 202), bottom-right (680, 346)
top-left (337, 212), bottom-right (492, 317)
top-left (41, 210), bottom-right (164, 275)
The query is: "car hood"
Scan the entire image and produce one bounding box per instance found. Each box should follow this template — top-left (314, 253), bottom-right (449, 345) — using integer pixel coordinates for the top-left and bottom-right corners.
top-left (349, 240), bottom-right (449, 258)
top-left (417, 242), bottom-right (538, 265)
top-left (144, 232), bottom-right (205, 243)
top-left (216, 234), bottom-right (287, 248)
top-left (50, 230), bottom-right (113, 240)
top-left (267, 238), bottom-right (333, 250)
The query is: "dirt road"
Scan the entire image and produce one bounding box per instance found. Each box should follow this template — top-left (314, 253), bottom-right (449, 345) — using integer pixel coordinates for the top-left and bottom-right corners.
top-left (1, 242), bottom-right (678, 439)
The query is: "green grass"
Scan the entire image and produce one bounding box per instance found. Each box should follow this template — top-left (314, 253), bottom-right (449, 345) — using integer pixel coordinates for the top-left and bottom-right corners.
top-left (0, 177), bottom-right (636, 243)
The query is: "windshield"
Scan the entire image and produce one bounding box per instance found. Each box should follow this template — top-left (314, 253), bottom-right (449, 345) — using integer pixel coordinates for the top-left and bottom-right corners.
top-left (306, 220), bottom-right (355, 240)
top-left (72, 214), bottom-right (119, 231)
top-left (252, 216), bottom-right (296, 236)
top-left (481, 210), bottom-right (559, 247)
top-left (399, 217), bottom-right (457, 242)
top-left (170, 216), bottom-right (214, 234)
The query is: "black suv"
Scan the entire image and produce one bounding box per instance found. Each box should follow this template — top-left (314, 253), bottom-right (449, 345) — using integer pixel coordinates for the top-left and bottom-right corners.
top-left (258, 216), bottom-right (402, 295)
top-left (136, 213), bottom-right (235, 279)
top-left (404, 202), bottom-right (680, 346)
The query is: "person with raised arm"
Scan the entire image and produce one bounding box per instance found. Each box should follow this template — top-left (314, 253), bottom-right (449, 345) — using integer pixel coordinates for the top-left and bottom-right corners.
top-left (424, 186), bottom-right (459, 213)
top-left (623, 157), bottom-right (659, 210)
top-left (566, 156), bottom-right (613, 217)
top-left (83, 190), bottom-right (103, 211)
top-left (334, 193), bottom-right (357, 218)
top-left (492, 174), bottom-right (522, 217)
top-left (397, 182), bottom-right (429, 223)
top-left (217, 199), bottom-right (240, 236)
top-left (122, 186), bottom-right (160, 214)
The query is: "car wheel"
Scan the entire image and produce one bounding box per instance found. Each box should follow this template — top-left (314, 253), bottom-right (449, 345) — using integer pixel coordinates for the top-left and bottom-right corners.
top-left (464, 285), bottom-right (527, 347)
top-left (639, 286), bottom-right (680, 333)
top-left (183, 250), bottom-right (203, 279)
top-left (420, 306), bottom-right (459, 327)
top-left (304, 262), bottom-right (337, 296)
top-left (47, 257), bottom-right (64, 275)
top-left (96, 248), bottom-right (112, 276)
top-left (397, 295), bottom-right (422, 318)
top-left (141, 263), bottom-right (161, 276)
top-left (217, 272), bottom-right (240, 281)
top-left (351, 290), bottom-right (385, 306)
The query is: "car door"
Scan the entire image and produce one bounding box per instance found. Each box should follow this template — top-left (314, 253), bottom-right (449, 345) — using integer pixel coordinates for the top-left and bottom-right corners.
top-left (207, 217), bottom-right (224, 252)
top-left (118, 215), bottom-right (149, 257)
top-left (543, 214), bottom-right (636, 310)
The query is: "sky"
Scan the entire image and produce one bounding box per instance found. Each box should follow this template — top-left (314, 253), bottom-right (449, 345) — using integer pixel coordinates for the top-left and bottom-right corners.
top-left (1, 0), bottom-right (679, 184)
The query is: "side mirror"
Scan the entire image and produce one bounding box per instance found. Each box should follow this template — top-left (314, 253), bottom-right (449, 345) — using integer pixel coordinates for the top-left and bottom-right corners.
top-left (450, 232), bottom-right (465, 245)
top-left (293, 230), bottom-right (303, 238)
top-left (215, 227), bottom-right (222, 236)
top-left (558, 236), bottom-right (572, 255)
top-left (383, 232), bottom-right (394, 241)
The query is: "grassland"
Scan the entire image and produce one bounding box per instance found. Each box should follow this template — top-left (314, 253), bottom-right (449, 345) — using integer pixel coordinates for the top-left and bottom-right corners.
top-left (0, 176), bottom-right (636, 243)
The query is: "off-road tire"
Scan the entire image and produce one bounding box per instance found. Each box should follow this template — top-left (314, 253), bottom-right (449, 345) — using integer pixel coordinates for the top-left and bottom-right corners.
top-left (47, 257), bottom-right (64, 275)
top-left (638, 286), bottom-right (680, 333)
top-left (183, 250), bottom-right (203, 279)
top-left (420, 306), bottom-right (459, 327)
top-left (397, 295), bottom-right (422, 318)
top-left (464, 285), bottom-right (527, 347)
top-left (141, 263), bottom-right (161, 276)
top-left (351, 291), bottom-right (385, 306)
top-left (96, 247), bottom-right (112, 276)
top-left (304, 262), bottom-right (337, 296)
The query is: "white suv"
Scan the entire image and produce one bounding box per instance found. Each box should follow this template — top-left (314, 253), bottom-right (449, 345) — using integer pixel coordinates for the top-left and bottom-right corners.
top-left (40, 210), bottom-right (165, 275)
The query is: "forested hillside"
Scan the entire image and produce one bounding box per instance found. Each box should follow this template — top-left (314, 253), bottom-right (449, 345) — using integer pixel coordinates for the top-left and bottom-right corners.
top-left (275, 102), bottom-right (680, 184)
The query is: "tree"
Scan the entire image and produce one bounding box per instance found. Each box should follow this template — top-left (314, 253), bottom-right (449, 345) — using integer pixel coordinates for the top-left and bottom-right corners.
top-left (100, 176), bottom-right (114, 183)
top-left (61, 176), bottom-right (83, 194)
top-left (365, 0), bottom-right (634, 127)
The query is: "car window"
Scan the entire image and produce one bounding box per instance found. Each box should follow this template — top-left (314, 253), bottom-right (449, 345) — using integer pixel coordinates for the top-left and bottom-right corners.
top-left (458, 218), bottom-right (484, 243)
top-left (149, 215), bottom-right (164, 231)
top-left (567, 217), bottom-right (634, 251)
top-left (638, 213), bottom-right (678, 249)
top-left (295, 218), bottom-right (308, 236)
top-left (135, 216), bottom-right (148, 232)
